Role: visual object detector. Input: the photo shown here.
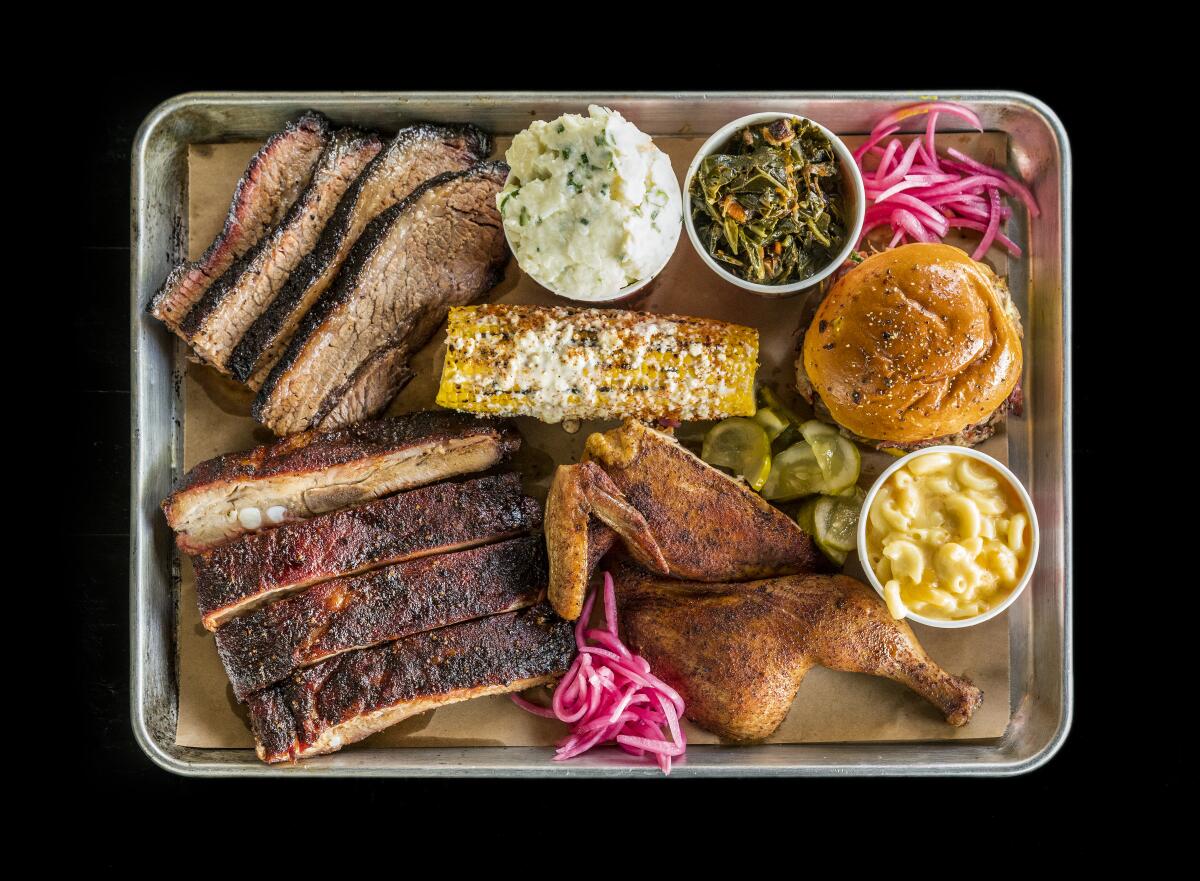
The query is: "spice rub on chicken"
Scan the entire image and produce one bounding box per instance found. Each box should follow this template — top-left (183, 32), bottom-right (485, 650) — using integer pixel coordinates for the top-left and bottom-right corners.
top-left (543, 419), bottom-right (828, 620)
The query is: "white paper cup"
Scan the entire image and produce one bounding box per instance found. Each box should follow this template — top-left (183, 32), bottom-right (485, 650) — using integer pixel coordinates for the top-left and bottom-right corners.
top-left (856, 445), bottom-right (1040, 629)
top-left (683, 112), bottom-right (866, 297)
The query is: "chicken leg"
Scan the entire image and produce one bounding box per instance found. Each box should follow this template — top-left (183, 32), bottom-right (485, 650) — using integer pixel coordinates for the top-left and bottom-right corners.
top-left (612, 561), bottom-right (983, 741)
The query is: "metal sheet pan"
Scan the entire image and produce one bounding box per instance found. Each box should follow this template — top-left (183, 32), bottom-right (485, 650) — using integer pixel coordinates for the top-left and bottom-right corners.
top-left (131, 92), bottom-right (1072, 777)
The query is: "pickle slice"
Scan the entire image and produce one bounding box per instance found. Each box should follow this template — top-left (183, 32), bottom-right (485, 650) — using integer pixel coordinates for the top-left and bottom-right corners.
top-left (701, 417), bottom-right (772, 491)
top-left (814, 492), bottom-right (863, 554)
top-left (759, 386), bottom-right (803, 425)
top-left (761, 441), bottom-right (825, 501)
top-left (795, 496), bottom-right (819, 536)
top-left (800, 420), bottom-right (861, 493)
top-left (816, 541), bottom-right (848, 567)
top-left (753, 406), bottom-right (789, 441)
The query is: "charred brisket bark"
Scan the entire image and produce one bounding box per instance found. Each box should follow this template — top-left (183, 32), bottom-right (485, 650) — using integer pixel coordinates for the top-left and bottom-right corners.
top-left (147, 112), bottom-right (329, 333)
top-left (229, 124), bottom-right (491, 389)
top-left (181, 129), bottom-right (382, 370)
top-left (253, 161), bottom-right (509, 435)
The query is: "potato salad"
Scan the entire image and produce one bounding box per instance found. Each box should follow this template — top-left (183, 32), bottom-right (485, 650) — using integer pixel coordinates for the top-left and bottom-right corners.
top-left (498, 105), bottom-right (681, 301)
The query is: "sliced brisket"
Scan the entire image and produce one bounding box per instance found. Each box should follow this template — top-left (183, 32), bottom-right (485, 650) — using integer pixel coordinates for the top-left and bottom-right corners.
top-left (147, 112), bottom-right (329, 334)
top-left (230, 124), bottom-right (492, 389)
top-left (193, 472), bottom-right (540, 630)
top-left (180, 129), bottom-right (383, 371)
top-left (215, 534), bottom-right (547, 700)
top-left (253, 161), bottom-right (510, 436)
top-left (162, 411), bottom-right (520, 554)
top-left (247, 604), bottom-right (574, 762)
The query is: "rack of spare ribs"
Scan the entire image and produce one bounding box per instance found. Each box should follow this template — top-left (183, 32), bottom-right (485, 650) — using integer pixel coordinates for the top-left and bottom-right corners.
top-left (160, 411), bottom-right (574, 763)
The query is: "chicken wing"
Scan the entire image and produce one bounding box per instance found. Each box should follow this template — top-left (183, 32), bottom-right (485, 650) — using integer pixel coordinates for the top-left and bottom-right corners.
top-left (584, 420), bottom-right (828, 582)
top-left (545, 461), bottom-right (667, 620)
top-left (613, 562), bottom-right (983, 741)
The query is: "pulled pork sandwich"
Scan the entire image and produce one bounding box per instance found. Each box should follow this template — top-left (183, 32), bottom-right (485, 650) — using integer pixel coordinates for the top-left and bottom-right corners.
top-left (796, 243), bottom-right (1023, 451)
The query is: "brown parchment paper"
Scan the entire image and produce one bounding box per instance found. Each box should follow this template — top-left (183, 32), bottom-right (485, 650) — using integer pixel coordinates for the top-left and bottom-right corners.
top-left (175, 130), bottom-right (1013, 750)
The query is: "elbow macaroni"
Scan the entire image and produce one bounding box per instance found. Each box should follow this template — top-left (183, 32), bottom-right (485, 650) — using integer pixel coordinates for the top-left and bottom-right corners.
top-left (865, 452), bottom-right (1031, 621)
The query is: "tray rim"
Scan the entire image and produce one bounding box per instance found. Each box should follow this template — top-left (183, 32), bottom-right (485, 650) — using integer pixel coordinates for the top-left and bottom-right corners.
top-left (130, 90), bottom-right (1072, 778)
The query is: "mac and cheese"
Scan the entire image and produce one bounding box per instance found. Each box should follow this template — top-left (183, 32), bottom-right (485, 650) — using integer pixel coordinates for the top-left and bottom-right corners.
top-left (865, 452), bottom-right (1031, 621)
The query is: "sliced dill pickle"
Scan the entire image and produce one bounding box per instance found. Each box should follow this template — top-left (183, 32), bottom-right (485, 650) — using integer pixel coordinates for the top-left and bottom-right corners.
top-left (701, 418), bottom-right (772, 491)
top-left (795, 496), bottom-right (819, 536)
top-left (759, 386), bottom-right (804, 425)
top-left (800, 420), bottom-right (861, 493)
top-left (814, 493), bottom-right (862, 554)
top-left (761, 441), bottom-right (825, 501)
top-left (816, 540), bottom-right (848, 567)
top-left (753, 406), bottom-right (789, 441)
top-left (771, 423), bottom-right (802, 455)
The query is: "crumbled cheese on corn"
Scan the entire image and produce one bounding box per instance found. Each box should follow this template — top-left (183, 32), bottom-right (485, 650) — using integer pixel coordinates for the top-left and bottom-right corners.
top-left (437, 304), bottom-right (757, 424)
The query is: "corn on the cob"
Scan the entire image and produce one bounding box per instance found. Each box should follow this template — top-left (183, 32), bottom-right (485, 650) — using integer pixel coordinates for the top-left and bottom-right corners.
top-left (436, 304), bottom-right (758, 423)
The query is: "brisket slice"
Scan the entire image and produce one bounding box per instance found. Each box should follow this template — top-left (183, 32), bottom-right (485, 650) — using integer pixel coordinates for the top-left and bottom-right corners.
top-left (216, 534), bottom-right (547, 700)
top-left (148, 112), bottom-right (329, 334)
top-left (247, 604), bottom-right (573, 762)
top-left (162, 411), bottom-right (519, 554)
top-left (230, 124), bottom-right (492, 390)
top-left (309, 345), bottom-right (415, 432)
top-left (193, 472), bottom-right (541, 630)
top-left (181, 129), bottom-right (383, 370)
top-left (253, 161), bottom-right (510, 436)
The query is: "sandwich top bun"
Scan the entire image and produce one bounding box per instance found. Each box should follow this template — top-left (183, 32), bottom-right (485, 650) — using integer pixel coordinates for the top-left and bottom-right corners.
top-left (801, 243), bottom-right (1022, 445)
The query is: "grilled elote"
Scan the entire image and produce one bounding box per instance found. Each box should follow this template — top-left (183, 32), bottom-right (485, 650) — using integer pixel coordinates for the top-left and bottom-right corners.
top-left (436, 304), bottom-right (758, 423)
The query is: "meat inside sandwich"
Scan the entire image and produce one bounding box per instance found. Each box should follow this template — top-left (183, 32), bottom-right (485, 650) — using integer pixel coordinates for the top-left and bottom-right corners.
top-left (796, 243), bottom-right (1024, 451)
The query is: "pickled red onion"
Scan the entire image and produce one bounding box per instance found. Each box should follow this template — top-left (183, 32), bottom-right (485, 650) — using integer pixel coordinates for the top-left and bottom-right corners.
top-left (870, 101), bottom-right (983, 136)
top-left (510, 571), bottom-right (687, 774)
top-left (854, 100), bottom-right (1037, 260)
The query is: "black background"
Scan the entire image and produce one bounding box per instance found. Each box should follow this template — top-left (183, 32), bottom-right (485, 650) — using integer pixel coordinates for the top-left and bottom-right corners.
top-left (74, 53), bottom-right (1129, 844)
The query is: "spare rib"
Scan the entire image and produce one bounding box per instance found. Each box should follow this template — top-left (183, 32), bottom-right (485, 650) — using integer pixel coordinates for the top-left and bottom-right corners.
top-left (229, 124), bottom-right (492, 390)
top-left (247, 604), bottom-right (574, 762)
top-left (162, 411), bottom-right (519, 554)
top-left (180, 128), bottom-right (383, 371)
top-left (216, 534), bottom-right (547, 700)
top-left (147, 112), bottom-right (329, 334)
top-left (253, 161), bottom-right (510, 435)
top-left (193, 472), bottom-right (541, 630)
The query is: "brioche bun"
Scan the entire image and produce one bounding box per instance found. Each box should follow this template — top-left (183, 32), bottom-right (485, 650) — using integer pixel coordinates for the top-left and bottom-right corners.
top-left (799, 243), bottom-right (1022, 446)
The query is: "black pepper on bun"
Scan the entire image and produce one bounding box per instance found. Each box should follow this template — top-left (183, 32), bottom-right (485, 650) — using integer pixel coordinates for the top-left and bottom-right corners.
top-left (796, 243), bottom-right (1023, 450)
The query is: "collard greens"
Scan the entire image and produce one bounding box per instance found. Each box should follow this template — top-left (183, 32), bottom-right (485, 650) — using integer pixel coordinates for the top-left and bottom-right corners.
top-left (690, 117), bottom-right (848, 285)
